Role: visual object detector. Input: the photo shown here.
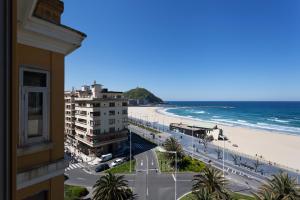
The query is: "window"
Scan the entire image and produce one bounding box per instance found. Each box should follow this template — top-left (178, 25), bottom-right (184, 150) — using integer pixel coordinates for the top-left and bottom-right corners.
top-left (93, 129), bottom-right (101, 135)
top-left (122, 102), bottom-right (128, 106)
top-left (20, 68), bottom-right (49, 145)
top-left (109, 119), bottom-right (115, 125)
top-left (109, 110), bottom-right (115, 116)
top-left (109, 127), bottom-right (116, 133)
top-left (109, 102), bottom-right (115, 107)
top-left (92, 103), bottom-right (100, 107)
top-left (122, 110), bottom-right (128, 115)
top-left (90, 112), bottom-right (100, 117)
top-left (90, 120), bottom-right (100, 127)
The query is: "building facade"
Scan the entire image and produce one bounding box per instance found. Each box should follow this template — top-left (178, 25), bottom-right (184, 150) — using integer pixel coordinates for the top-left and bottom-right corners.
top-left (65, 83), bottom-right (129, 157)
top-left (10, 0), bottom-right (86, 199)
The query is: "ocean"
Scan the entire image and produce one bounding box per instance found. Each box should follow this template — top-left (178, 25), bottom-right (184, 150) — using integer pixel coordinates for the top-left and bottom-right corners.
top-left (163, 101), bottom-right (300, 135)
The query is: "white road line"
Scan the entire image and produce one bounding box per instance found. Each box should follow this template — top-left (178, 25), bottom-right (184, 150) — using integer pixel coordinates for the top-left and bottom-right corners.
top-left (172, 173), bottom-right (176, 181)
top-left (141, 160), bottom-right (143, 166)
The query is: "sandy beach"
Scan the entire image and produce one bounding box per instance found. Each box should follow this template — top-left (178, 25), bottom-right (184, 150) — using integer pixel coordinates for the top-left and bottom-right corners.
top-left (129, 106), bottom-right (300, 171)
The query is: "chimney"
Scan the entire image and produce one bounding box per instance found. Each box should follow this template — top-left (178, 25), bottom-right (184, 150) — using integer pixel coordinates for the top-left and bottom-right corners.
top-left (34, 0), bottom-right (64, 24)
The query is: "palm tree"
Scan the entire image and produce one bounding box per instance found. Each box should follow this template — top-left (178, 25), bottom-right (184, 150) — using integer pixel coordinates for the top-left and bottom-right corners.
top-left (93, 172), bottom-right (136, 200)
top-left (254, 172), bottom-right (300, 200)
top-left (164, 137), bottom-right (183, 158)
top-left (193, 166), bottom-right (229, 199)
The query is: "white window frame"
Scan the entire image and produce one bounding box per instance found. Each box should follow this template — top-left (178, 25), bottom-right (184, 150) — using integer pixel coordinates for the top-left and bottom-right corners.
top-left (19, 67), bottom-right (50, 146)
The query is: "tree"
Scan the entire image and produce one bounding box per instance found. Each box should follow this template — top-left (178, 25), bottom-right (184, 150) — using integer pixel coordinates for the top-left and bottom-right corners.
top-left (193, 188), bottom-right (215, 200)
top-left (93, 172), bottom-right (136, 200)
top-left (164, 137), bottom-right (184, 159)
top-left (193, 166), bottom-right (229, 199)
top-left (254, 172), bottom-right (300, 200)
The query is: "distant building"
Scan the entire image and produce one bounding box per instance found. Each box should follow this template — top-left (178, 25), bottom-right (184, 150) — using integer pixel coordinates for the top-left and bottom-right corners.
top-left (169, 123), bottom-right (214, 138)
top-left (65, 82), bottom-right (128, 156)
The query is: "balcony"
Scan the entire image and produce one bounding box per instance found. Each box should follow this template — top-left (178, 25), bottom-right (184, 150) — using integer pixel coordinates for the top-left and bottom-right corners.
top-left (75, 130), bottom-right (128, 148)
top-left (75, 127), bottom-right (87, 134)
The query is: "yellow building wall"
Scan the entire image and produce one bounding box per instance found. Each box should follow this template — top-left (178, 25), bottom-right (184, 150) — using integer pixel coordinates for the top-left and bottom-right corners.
top-left (15, 43), bottom-right (65, 199)
top-left (16, 175), bottom-right (64, 200)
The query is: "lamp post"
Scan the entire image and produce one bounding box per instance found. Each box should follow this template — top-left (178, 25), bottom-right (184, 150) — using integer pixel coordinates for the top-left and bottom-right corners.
top-left (164, 150), bottom-right (177, 200)
top-left (146, 155), bottom-right (149, 199)
top-left (192, 125), bottom-right (194, 160)
top-left (222, 130), bottom-right (225, 177)
top-left (130, 130), bottom-right (132, 173)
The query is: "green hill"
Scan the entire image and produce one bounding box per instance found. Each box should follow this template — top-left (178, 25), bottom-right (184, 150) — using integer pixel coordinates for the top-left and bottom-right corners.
top-left (124, 87), bottom-right (164, 104)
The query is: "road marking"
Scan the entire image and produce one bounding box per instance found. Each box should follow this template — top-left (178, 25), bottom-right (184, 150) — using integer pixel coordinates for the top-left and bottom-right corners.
top-left (151, 160), bottom-right (154, 166)
top-left (141, 160), bottom-right (143, 166)
top-left (65, 163), bottom-right (84, 172)
top-left (172, 173), bottom-right (176, 181)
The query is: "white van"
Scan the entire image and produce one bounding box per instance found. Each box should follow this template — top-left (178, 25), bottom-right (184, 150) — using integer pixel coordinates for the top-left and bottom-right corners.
top-left (99, 153), bottom-right (113, 162)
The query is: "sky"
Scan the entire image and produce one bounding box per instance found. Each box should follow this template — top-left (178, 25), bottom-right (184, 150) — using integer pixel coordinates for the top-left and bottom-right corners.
top-left (62, 0), bottom-right (300, 101)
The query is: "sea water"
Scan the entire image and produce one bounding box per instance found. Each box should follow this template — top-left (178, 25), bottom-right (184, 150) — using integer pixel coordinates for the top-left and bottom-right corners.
top-left (162, 101), bottom-right (300, 135)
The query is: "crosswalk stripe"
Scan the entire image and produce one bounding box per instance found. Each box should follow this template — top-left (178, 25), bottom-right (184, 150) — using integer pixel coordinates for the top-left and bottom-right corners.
top-left (65, 163), bottom-right (83, 171)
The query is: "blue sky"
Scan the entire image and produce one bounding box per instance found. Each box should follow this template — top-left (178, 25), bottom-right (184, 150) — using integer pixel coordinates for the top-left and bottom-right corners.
top-left (63, 0), bottom-right (300, 101)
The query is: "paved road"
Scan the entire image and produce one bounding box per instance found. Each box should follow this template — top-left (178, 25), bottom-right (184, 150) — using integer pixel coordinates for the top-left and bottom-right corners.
top-left (65, 132), bottom-right (257, 199)
top-left (129, 124), bottom-right (262, 194)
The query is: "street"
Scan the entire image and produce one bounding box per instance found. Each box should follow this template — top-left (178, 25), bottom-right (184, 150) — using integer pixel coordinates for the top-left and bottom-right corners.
top-left (65, 131), bottom-right (258, 200)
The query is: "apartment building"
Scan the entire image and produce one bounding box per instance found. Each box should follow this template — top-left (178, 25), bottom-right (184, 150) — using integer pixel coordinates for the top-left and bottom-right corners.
top-left (65, 82), bottom-right (129, 157)
top-left (6, 0), bottom-right (86, 199)
top-left (64, 91), bottom-right (76, 146)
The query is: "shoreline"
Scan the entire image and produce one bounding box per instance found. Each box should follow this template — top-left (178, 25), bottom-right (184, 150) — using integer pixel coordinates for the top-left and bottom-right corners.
top-left (128, 106), bottom-right (300, 171)
top-left (157, 107), bottom-right (300, 137)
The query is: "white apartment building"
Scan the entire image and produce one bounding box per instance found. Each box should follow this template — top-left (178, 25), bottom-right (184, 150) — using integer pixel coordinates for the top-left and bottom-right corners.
top-left (65, 82), bottom-right (128, 156)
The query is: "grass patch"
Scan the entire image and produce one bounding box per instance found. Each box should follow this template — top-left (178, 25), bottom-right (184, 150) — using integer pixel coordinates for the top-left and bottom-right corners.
top-left (156, 151), bottom-right (205, 173)
top-left (156, 150), bottom-right (174, 172)
top-left (180, 192), bottom-right (255, 200)
top-left (231, 192), bottom-right (255, 200)
top-left (64, 185), bottom-right (89, 200)
top-left (105, 160), bottom-right (136, 174)
top-left (179, 156), bottom-right (206, 172)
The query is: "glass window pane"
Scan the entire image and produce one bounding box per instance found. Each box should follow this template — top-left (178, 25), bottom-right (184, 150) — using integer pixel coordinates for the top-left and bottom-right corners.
top-left (28, 92), bottom-right (43, 138)
top-left (24, 71), bottom-right (47, 87)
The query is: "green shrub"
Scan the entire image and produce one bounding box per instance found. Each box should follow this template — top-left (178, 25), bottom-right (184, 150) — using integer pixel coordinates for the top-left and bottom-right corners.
top-left (179, 156), bottom-right (205, 172)
top-left (64, 185), bottom-right (89, 200)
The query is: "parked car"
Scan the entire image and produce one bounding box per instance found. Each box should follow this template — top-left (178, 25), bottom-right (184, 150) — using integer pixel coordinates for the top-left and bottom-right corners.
top-left (110, 158), bottom-right (124, 167)
top-left (95, 163), bottom-right (110, 172)
top-left (99, 153), bottom-right (113, 162)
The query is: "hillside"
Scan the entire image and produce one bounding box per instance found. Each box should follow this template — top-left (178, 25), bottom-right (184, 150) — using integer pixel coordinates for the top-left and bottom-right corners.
top-left (124, 87), bottom-right (164, 104)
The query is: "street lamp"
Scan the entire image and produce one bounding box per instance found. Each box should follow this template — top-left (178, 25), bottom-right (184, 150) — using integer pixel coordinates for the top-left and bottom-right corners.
top-left (163, 150), bottom-right (177, 200)
top-left (192, 125), bottom-right (194, 160)
top-left (130, 130), bottom-right (132, 173)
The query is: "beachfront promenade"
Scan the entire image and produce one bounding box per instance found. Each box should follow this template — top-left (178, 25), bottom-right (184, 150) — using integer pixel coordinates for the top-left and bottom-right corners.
top-left (128, 117), bottom-right (300, 184)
